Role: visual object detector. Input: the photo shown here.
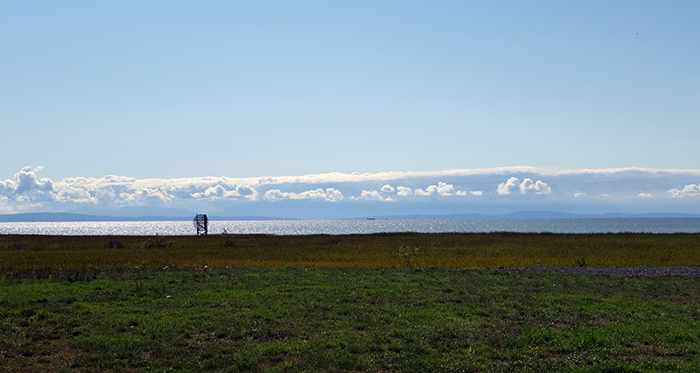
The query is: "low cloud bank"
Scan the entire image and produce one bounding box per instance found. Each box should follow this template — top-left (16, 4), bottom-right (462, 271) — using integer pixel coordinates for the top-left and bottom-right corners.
top-left (2, 166), bottom-right (700, 215)
top-left (264, 188), bottom-right (343, 202)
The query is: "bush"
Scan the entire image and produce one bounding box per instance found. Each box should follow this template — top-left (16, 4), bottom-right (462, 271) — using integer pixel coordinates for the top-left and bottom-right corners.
top-left (105, 239), bottom-right (125, 249)
top-left (143, 236), bottom-right (171, 249)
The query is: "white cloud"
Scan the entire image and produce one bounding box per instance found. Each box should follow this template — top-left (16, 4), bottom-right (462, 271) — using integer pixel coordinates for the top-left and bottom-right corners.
top-left (263, 190), bottom-right (286, 202)
top-left (497, 177), bottom-right (551, 195)
top-left (205, 185), bottom-right (227, 198)
top-left (236, 185), bottom-right (258, 199)
top-left (414, 182), bottom-right (454, 196)
top-left (53, 183), bottom-right (98, 204)
top-left (413, 188), bottom-right (430, 196)
top-left (243, 166), bottom-right (700, 187)
top-left (190, 183), bottom-right (258, 200)
top-left (496, 177), bottom-right (520, 195)
top-left (668, 184), bottom-right (700, 198)
top-left (351, 190), bottom-right (394, 202)
top-left (204, 185), bottom-right (237, 199)
top-left (0, 166), bottom-right (53, 201)
top-left (638, 193), bottom-right (652, 198)
top-left (58, 176), bottom-right (256, 205)
top-left (191, 184), bottom-right (258, 200)
top-left (521, 178), bottom-right (551, 194)
top-left (455, 190), bottom-right (483, 197)
top-left (5, 165), bottom-right (700, 216)
top-left (263, 188), bottom-right (343, 202)
top-left (138, 187), bottom-right (172, 202)
top-left (262, 190), bottom-right (286, 202)
top-left (396, 186), bottom-right (412, 197)
top-left (360, 182), bottom-right (458, 199)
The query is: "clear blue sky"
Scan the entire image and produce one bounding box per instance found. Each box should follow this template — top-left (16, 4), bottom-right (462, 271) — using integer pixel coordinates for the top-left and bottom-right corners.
top-left (1, 1), bottom-right (699, 217)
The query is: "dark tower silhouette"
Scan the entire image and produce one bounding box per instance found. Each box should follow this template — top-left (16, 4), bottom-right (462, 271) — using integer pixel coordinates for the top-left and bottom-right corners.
top-left (193, 214), bottom-right (208, 236)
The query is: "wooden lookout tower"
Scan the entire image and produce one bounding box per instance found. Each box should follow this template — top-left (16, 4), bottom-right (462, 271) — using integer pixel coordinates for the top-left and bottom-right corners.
top-left (193, 214), bottom-right (208, 236)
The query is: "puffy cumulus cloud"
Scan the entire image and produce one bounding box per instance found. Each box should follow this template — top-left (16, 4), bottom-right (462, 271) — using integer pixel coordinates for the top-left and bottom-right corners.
top-left (668, 184), bottom-right (700, 198)
top-left (0, 166), bottom-right (53, 201)
top-left (54, 184), bottom-right (97, 204)
top-left (380, 184), bottom-right (395, 193)
top-left (574, 192), bottom-right (586, 198)
top-left (351, 190), bottom-right (394, 202)
top-left (497, 177), bottom-right (551, 195)
top-left (190, 184), bottom-right (259, 201)
top-left (521, 178), bottom-right (551, 194)
top-left (456, 190), bottom-right (483, 196)
top-left (236, 185), bottom-right (259, 200)
top-left (414, 182), bottom-right (454, 196)
top-left (638, 193), bottom-right (652, 198)
top-left (189, 182), bottom-right (258, 201)
top-left (264, 188), bottom-right (343, 202)
top-left (52, 176), bottom-right (154, 206)
top-left (137, 187), bottom-right (172, 202)
top-left (496, 177), bottom-right (519, 195)
top-left (71, 177), bottom-right (258, 205)
top-left (203, 185), bottom-right (233, 198)
top-left (263, 190), bottom-right (286, 202)
top-left (396, 186), bottom-right (412, 197)
top-left (1, 166), bottom-right (266, 209)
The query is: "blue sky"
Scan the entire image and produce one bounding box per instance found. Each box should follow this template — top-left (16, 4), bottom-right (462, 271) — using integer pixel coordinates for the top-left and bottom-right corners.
top-left (1, 1), bottom-right (699, 218)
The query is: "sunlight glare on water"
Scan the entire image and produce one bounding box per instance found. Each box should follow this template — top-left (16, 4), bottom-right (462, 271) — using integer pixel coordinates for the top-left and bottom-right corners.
top-left (1, 218), bottom-right (700, 236)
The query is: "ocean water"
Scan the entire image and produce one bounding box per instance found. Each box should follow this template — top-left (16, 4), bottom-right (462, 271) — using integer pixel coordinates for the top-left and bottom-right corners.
top-left (1, 218), bottom-right (700, 236)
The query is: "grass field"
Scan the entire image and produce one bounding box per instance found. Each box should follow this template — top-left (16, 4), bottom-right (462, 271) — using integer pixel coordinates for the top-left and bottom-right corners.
top-left (2, 232), bottom-right (700, 272)
top-left (1, 233), bottom-right (700, 372)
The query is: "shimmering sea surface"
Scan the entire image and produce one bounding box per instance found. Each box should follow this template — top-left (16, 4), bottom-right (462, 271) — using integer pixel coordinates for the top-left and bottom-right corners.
top-left (1, 218), bottom-right (700, 236)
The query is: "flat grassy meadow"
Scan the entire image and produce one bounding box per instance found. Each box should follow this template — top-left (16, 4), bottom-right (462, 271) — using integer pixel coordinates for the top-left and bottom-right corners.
top-left (2, 232), bottom-right (700, 271)
top-left (1, 233), bottom-right (700, 372)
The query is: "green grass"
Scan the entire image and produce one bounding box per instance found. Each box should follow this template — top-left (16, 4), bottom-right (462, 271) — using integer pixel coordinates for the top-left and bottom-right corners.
top-left (2, 232), bottom-right (700, 372)
top-left (2, 232), bottom-right (700, 272)
top-left (2, 267), bottom-right (700, 372)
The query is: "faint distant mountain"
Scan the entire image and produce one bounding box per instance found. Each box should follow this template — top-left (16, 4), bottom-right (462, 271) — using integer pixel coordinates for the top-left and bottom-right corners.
top-left (591, 212), bottom-right (700, 218)
top-left (367, 211), bottom-right (700, 220)
top-left (502, 211), bottom-right (700, 219)
top-left (212, 207), bottom-right (298, 221)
